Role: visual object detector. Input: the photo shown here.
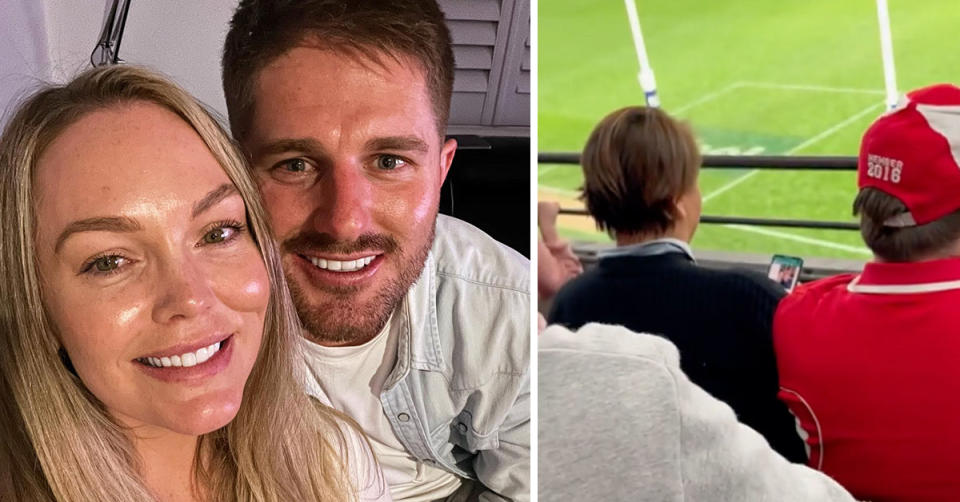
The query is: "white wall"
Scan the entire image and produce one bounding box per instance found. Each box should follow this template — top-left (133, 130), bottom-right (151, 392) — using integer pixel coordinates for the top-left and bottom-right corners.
top-left (98, 0), bottom-right (237, 117)
top-left (3, 0), bottom-right (529, 133)
top-left (1, 0), bottom-right (237, 125)
top-left (0, 1), bottom-right (51, 126)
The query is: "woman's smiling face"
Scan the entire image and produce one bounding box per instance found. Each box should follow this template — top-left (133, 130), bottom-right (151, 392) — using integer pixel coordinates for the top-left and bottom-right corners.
top-left (33, 101), bottom-right (269, 437)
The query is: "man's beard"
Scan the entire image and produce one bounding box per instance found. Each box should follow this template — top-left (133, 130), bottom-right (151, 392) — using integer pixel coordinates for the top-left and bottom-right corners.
top-left (282, 225), bottom-right (434, 346)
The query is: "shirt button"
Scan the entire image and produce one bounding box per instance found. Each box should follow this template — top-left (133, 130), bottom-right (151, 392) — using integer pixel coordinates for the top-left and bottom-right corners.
top-left (457, 422), bottom-right (468, 434)
top-left (397, 413), bottom-right (410, 422)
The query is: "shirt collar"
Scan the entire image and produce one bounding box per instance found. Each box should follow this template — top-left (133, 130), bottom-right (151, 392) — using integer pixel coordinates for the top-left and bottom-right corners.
top-left (848, 256), bottom-right (960, 294)
top-left (598, 237), bottom-right (695, 262)
top-left (383, 249), bottom-right (445, 390)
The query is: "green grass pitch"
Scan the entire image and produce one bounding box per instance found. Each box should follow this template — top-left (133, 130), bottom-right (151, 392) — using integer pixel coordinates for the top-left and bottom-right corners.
top-left (538, 0), bottom-right (960, 260)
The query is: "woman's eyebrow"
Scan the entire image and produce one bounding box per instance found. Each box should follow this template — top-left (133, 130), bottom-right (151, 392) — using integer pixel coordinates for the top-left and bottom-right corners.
top-left (55, 216), bottom-right (143, 254)
top-left (192, 183), bottom-right (239, 219)
top-left (54, 184), bottom-right (239, 254)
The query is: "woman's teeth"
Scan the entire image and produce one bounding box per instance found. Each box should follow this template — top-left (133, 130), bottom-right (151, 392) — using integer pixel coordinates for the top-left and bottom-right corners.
top-left (140, 341), bottom-right (221, 368)
top-left (309, 255), bottom-right (375, 272)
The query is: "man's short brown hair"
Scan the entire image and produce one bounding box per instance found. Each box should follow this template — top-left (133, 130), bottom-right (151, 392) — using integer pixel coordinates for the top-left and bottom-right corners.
top-left (580, 106), bottom-right (701, 236)
top-left (221, 0), bottom-right (455, 141)
top-left (854, 187), bottom-right (960, 262)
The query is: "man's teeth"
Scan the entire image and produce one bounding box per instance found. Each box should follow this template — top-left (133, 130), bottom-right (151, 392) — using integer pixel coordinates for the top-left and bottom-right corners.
top-left (309, 255), bottom-right (375, 272)
top-left (141, 341), bottom-right (222, 368)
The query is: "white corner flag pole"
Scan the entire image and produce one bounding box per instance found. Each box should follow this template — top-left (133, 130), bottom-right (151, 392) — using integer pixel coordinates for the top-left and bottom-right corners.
top-left (875, 0), bottom-right (899, 110)
top-left (623, 0), bottom-right (660, 108)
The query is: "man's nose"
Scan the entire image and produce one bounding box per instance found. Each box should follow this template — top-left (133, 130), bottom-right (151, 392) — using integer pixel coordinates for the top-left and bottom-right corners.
top-left (309, 163), bottom-right (373, 241)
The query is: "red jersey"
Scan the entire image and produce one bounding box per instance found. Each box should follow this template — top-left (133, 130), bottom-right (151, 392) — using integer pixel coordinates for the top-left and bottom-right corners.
top-left (775, 257), bottom-right (960, 502)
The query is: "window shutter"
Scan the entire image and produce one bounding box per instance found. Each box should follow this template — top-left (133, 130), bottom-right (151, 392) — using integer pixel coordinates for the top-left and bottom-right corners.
top-left (440, 0), bottom-right (529, 135)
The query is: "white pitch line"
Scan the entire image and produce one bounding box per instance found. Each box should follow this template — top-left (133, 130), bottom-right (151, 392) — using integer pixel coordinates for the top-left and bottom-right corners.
top-left (541, 81), bottom-right (746, 183)
top-left (723, 224), bottom-right (872, 255)
top-left (538, 165), bottom-right (560, 178)
top-left (541, 82), bottom-right (748, 203)
top-left (740, 81), bottom-right (886, 95)
top-left (784, 101), bottom-right (884, 155)
top-left (701, 101), bottom-right (884, 205)
top-left (702, 170), bottom-right (759, 203)
top-left (672, 82), bottom-right (744, 116)
top-left (699, 101), bottom-right (884, 249)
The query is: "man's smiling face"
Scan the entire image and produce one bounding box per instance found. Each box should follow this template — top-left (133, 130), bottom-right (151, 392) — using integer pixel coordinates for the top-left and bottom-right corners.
top-left (244, 46), bottom-right (456, 346)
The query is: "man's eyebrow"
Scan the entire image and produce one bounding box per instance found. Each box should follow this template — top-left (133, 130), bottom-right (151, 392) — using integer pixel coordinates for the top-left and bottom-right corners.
top-left (254, 138), bottom-right (326, 158)
top-left (365, 136), bottom-right (429, 154)
top-left (55, 217), bottom-right (143, 253)
top-left (192, 183), bottom-right (239, 219)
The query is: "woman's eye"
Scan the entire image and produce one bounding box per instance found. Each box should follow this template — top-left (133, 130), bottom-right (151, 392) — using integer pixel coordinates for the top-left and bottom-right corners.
top-left (94, 256), bottom-right (123, 272)
top-left (203, 226), bottom-right (236, 244)
top-left (375, 155), bottom-right (407, 171)
top-left (82, 255), bottom-right (128, 275)
top-left (199, 221), bottom-right (246, 247)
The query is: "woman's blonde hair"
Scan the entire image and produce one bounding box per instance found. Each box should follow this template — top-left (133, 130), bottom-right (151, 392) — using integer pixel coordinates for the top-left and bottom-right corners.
top-left (0, 65), bottom-right (357, 501)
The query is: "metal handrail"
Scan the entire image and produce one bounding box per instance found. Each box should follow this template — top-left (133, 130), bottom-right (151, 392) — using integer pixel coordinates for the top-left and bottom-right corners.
top-left (542, 153), bottom-right (861, 231)
top-left (539, 152), bottom-right (858, 170)
top-left (557, 209), bottom-right (859, 231)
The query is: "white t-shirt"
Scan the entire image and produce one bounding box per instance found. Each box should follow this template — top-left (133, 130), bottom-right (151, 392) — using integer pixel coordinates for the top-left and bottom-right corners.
top-left (336, 414), bottom-right (393, 501)
top-left (302, 317), bottom-right (462, 502)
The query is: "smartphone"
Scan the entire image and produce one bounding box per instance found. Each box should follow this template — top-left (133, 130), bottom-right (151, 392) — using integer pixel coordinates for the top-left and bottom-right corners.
top-left (768, 254), bottom-right (804, 292)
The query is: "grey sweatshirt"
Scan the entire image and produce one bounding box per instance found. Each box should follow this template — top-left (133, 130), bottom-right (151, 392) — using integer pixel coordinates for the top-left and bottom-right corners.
top-left (539, 323), bottom-right (858, 502)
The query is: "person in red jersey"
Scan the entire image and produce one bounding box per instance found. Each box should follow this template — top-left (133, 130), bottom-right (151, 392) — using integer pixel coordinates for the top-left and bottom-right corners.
top-left (775, 83), bottom-right (960, 502)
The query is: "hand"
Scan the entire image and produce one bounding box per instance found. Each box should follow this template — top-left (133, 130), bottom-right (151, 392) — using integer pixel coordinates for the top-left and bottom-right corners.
top-left (538, 201), bottom-right (563, 244)
top-left (545, 239), bottom-right (583, 278)
top-left (538, 201), bottom-right (561, 229)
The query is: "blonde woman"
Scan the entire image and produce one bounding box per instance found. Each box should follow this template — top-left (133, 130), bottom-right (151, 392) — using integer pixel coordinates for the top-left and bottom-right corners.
top-left (0, 65), bottom-right (389, 502)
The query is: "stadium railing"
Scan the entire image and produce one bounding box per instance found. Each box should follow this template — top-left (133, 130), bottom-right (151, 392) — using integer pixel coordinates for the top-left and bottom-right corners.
top-left (539, 153), bottom-right (860, 231)
top-left (538, 153), bottom-right (867, 281)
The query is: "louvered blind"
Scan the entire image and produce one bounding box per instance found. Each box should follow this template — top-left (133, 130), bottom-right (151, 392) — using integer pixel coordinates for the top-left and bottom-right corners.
top-left (492, 0), bottom-right (529, 126)
top-left (440, 0), bottom-right (529, 134)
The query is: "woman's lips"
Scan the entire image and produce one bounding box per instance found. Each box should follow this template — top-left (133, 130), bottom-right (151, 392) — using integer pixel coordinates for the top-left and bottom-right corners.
top-left (135, 335), bottom-right (234, 384)
top-left (138, 340), bottom-right (222, 368)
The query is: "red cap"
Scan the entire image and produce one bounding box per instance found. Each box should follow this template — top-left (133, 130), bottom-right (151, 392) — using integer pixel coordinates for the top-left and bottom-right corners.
top-left (858, 84), bottom-right (960, 226)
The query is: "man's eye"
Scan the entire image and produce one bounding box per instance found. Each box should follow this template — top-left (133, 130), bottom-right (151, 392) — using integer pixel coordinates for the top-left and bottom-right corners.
top-left (279, 159), bottom-right (309, 172)
top-left (375, 155), bottom-right (407, 171)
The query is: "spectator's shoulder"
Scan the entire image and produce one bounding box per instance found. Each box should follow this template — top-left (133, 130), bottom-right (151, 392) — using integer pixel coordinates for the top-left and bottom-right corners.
top-left (546, 265), bottom-right (606, 325)
top-left (432, 214), bottom-right (528, 294)
top-left (540, 323), bottom-right (680, 370)
top-left (700, 264), bottom-right (787, 301)
top-left (551, 262), bottom-right (600, 298)
top-left (778, 273), bottom-right (856, 314)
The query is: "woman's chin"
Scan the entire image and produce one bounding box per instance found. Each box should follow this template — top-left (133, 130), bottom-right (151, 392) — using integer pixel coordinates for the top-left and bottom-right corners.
top-left (113, 392), bottom-right (245, 438)
top-left (169, 397), bottom-right (243, 436)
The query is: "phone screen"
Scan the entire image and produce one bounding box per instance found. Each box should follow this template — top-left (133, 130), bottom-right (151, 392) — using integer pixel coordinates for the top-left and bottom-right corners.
top-left (768, 255), bottom-right (804, 292)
